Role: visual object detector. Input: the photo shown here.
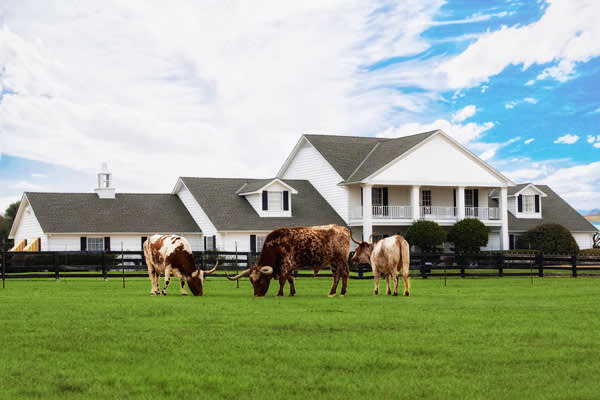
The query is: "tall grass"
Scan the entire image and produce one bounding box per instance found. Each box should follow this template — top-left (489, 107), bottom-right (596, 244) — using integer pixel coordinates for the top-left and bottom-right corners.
top-left (1, 277), bottom-right (599, 399)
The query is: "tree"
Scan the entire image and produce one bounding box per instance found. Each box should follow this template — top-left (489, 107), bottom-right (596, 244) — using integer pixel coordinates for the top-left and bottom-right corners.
top-left (447, 218), bottom-right (488, 254)
top-left (519, 223), bottom-right (579, 254)
top-left (1, 201), bottom-right (20, 250)
top-left (405, 220), bottom-right (446, 253)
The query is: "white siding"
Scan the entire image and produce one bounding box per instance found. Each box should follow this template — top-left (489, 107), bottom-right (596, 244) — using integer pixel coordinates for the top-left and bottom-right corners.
top-left (175, 182), bottom-right (218, 236)
top-left (508, 197), bottom-right (517, 215)
top-left (280, 139), bottom-right (349, 222)
top-left (573, 232), bottom-right (594, 250)
top-left (12, 201), bottom-right (47, 250)
top-left (46, 233), bottom-right (203, 251)
top-left (46, 235), bottom-right (80, 251)
top-left (482, 232), bottom-right (501, 251)
top-left (245, 191), bottom-right (292, 218)
top-left (388, 186), bottom-right (410, 205)
top-left (370, 135), bottom-right (506, 187)
top-left (219, 232), bottom-right (271, 252)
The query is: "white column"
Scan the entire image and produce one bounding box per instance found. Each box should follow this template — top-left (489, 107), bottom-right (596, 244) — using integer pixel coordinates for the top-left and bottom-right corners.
top-left (499, 187), bottom-right (509, 250)
top-left (457, 186), bottom-right (465, 220)
top-left (410, 185), bottom-right (420, 221)
top-left (362, 184), bottom-right (372, 242)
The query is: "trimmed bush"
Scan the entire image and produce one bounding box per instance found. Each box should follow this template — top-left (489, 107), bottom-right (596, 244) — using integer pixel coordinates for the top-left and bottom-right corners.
top-left (520, 223), bottom-right (579, 254)
top-left (406, 220), bottom-right (446, 252)
top-left (447, 218), bottom-right (488, 254)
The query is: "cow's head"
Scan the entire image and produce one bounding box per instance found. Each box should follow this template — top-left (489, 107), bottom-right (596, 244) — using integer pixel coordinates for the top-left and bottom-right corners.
top-left (186, 262), bottom-right (218, 296)
top-left (226, 265), bottom-right (274, 297)
top-left (351, 236), bottom-right (373, 266)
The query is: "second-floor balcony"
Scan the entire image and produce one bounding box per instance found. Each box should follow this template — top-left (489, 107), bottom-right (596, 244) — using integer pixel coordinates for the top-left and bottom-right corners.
top-left (350, 205), bottom-right (500, 221)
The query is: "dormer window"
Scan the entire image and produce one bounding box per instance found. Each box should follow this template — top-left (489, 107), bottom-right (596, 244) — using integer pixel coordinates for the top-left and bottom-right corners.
top-left (518, 194), bottom-right (540, 214)
top-left (242, 178), bottom-right (296, 217)
top-left (262, 191), bottom-right (289, 211)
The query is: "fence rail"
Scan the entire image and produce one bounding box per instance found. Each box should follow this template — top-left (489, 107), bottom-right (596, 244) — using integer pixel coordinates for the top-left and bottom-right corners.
top-left (1, 250), bottom-right (600, 286)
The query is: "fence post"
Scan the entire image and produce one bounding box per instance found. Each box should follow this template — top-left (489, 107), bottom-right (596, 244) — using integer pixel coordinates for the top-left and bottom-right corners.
top-left (420, 251), bottom-right (427, 279)
top-left (54, 253), bottom-right (60, 281)
top-left (571, 254), bottom-right (577, 278)
top-left (2, 251), bottom-right (6, 289)
top-left (498, 253), bottom-right (504, 277)
top-left (537, 253), bottom-right (544, 278)
top-left (102, 251), bottom-right (107, 281)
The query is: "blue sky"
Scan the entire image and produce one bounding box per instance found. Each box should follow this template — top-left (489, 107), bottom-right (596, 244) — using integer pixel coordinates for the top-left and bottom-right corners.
top-left (0, 0), bottom-right (599, 214)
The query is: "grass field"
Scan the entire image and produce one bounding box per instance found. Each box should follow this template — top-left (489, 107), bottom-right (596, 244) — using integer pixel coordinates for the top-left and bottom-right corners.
top-left (1, 276), bottom-right (599, 400)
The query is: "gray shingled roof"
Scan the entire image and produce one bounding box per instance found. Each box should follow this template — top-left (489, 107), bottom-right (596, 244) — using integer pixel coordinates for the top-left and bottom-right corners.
top-left (180, 177), bottom-right (345, 231)
top-left (489, 184), bottom-right (597, 233)
top-left (25, 192), bottom-right (200, 233)
top-left (304, 131), bottom-right (438, 182)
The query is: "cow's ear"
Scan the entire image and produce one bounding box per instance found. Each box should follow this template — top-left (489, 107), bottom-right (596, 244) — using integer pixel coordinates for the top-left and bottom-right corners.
top-left (191, 269), bottom-right (200, 278)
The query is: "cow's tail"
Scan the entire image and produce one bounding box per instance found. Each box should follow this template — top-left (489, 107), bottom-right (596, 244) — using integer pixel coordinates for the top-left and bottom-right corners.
top-left (398, 236), bottom-right (411, 295)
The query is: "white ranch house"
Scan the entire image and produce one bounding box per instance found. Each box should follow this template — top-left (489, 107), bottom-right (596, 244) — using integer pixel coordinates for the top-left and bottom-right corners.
top-left (9, 130), bottom-right (598, 252)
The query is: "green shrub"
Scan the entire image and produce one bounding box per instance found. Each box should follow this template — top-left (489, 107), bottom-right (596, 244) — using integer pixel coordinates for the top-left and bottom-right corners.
top-left (405, 220), bottom-right (446, 252)
top-left (580, 249), bottom-right (600, 256)
top-left (520, 224), bottom-right (579, 255)
top-left (447, 218), bottom-right (488, 254)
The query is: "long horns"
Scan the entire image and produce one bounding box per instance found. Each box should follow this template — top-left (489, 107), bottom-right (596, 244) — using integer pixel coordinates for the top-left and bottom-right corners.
top-left (225, 266), bottom-right (273, 281)
top-left (204, 259), bottom-right (218, 275)
top-left (347, 225), bottom-right (363, 245)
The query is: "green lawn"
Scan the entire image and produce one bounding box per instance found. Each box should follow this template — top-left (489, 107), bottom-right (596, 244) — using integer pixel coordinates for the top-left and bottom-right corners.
top-left (0, 276), bottom-right (599, 399)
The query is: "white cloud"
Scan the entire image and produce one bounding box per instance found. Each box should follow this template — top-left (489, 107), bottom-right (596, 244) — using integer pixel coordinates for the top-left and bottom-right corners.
top-left (31, 173), bottom-right (47, 178)
top-left (524, 138), bottom-right (535, 144)
top-left (9, 181), bottom-right (42, 190)
top-left (553, 134), bottom-right (580, 144)
top-left (505, 101), bottom-right (516, 109)
top-left (436, 0), bottom-right (600, 88)
top-left (480, 85), bottom-right (488, 93)
top-left (523, 97), bottom-right (538, 104)
top-left (587, 135), bottom-right (596, 143)
top-left (595, 143), bottom-right (600, 149)
top-left (0, 0), bottom-right (446, 193)
top-left (525, 80), bottom-right (535, 86)
top-left (451, 105), bottom-right (477, 123)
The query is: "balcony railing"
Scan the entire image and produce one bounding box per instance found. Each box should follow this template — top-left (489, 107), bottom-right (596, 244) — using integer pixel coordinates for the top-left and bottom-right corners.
top-left (349, 205), bottom-right (501, 221)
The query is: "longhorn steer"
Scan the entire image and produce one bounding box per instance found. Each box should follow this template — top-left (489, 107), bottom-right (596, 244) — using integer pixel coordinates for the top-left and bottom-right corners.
top-left (351, 234), bottom-right (411, 296)
top-left (143, 234), bottom-right (217, 296)
top-left (227, 224), bottom-right (351, 297)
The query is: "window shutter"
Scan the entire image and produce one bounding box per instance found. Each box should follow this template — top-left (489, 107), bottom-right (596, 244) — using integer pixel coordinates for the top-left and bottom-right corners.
top-left (104, 237), bottom-right (111, 252)
top-left (453, 189), bottom-right (456, 216)
top-left (250, 234), bottom-right (256, 253)
top-left (382, 187), bottom-right (388, 207)
top-left (204, 236), bottom-right (207, 251)
top-left (283, 191), bottom-right (289, 211)
top-left (141, 236), bottom-right (147, 250)
top-left (517, 195), bottom-right (523, 212)
top-left (473, 189), bottom-right (479, 208)
top-left (360, 187), bottom-right (363, 206)
top-left (262, 191), bottom-right (268, 210)
top-left (535, 195), bottom-right (540, 213)
top-left (212, 235), bottom-right (216, 251)
top-left (80, 237), bottom-right (87, 251)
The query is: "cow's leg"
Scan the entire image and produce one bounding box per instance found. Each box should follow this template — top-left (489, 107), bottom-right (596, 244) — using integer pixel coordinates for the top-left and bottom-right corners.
top-left (373, 272), bottom-right (380, 295)
top-left (162, 267), bottom-right (172, 296)
top-left (287, 276), bottom-right (296, 296)
top-left (277, 274), bottom-right (287, 297)
top-left (385, 275), bottom-right (392, 295)
top-left (392, 272), bottom-right (399, 296)
top-left (147, 262), bottom-right (159, 295)
top-left (180, 279), bottom-right (188, 296)
top-left (403, 269), bottom-right (411, 297)
top-left (339, 263), bottom-right (349, 297)
top-left (328, 264), bottom-right (340, 297)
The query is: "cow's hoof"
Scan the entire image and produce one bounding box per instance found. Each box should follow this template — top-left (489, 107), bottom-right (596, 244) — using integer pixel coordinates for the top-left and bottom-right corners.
top-left (328, 293), bottom-right (336, 298)
top-left (373, 291), bottom-right (378, 296)
top-left (393, 292), bottom-right (398, 296)
top-left (404, 291), bottom-right (410, 297)
top-left (161, 291), bottom-right (167, 296)
top-left (182, 293), bottom-right (188, 296)
top-left (151, 292), bottom-right (157, 296)
top-left (340, 294), bottom-right (345, 297)
top-left (289, 293), bottom-right (295, 297)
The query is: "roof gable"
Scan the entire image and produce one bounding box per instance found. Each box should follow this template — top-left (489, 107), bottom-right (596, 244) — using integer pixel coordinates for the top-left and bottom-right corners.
top-left (238, 178), bottom-right (298, 196)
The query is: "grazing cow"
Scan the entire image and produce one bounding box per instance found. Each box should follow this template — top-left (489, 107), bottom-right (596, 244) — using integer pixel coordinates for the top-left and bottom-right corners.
top-left (143, 234), bottom-right (217, 296)
top-left (227, 224), bottom-right (351, 297)
top-left (351, 234), bottom-right (411, 296)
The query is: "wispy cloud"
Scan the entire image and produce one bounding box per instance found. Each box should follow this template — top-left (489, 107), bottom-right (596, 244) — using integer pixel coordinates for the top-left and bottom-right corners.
top-left (524, 138), bottom-right (535, 144)
top-left (451, 105), bottom-right (477, 123)
top-left (554, 134), bottom-right (580, 144)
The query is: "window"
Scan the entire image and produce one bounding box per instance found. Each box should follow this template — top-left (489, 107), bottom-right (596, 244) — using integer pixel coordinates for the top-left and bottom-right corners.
top-left (205, 236), bottom-right (215, 251)
top-left (422, 190), bottom-right (432, 214)
top-left (87, 237), bottom-right (103, 252)
top-left (268, 191), bottom-right (282, 211)
top-left (523, 195), bottom-right (535, 213)
top-left (372, 188), bottom-right (383, 207)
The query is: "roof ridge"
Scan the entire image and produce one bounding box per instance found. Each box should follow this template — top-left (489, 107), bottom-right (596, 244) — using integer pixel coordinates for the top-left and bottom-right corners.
top-left (346, 142), bottom-right (381, 182)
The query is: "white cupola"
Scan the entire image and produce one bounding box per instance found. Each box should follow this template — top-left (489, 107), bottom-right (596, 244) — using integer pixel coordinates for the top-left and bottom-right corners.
top-left (94, 162), bottom-right (116, 199)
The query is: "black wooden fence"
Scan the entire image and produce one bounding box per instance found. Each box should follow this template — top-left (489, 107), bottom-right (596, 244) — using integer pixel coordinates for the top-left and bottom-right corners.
top-left (1, 250), bottom-right (600, 287)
